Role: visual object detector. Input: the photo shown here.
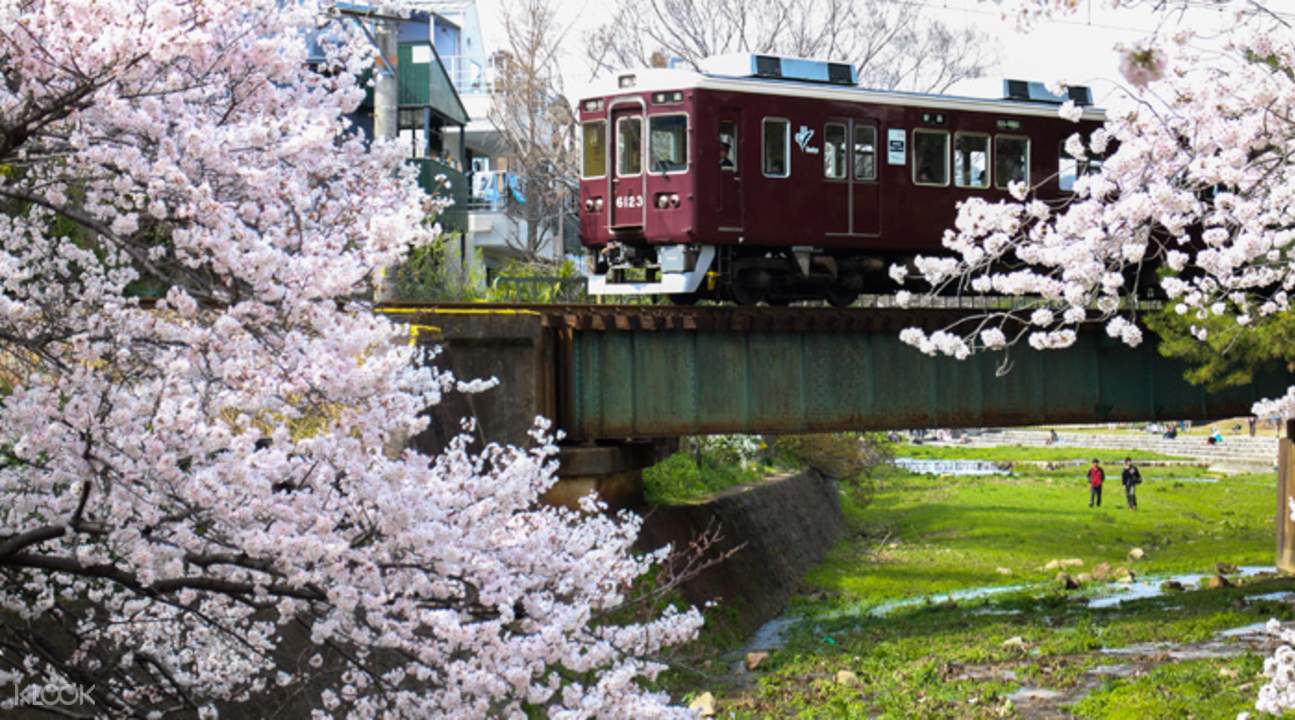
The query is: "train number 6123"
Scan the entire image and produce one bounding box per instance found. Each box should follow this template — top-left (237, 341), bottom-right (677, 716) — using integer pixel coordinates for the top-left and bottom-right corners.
top-left (614, 195), bottom-right (644, 209)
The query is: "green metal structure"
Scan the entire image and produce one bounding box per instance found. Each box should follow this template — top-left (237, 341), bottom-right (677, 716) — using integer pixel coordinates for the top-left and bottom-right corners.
top-left (354, 38), bottom-right (470, 233)
top-left (564, 322), bottom-right (1280, 439)
top-left (412, 157), bottom-right (468, 232)
top-left (396, 41), bottom-right (469, 233)
top-left (396, 43), bottom-right (468, 124)
top-left (384, 304), bottom-right (1293, 447)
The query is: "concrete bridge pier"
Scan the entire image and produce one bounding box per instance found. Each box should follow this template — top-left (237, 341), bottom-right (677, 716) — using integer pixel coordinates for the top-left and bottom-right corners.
top-left (545, 440), bottom-right (676, 511)
top-left (1278, 420), bottom-right (1295, 572)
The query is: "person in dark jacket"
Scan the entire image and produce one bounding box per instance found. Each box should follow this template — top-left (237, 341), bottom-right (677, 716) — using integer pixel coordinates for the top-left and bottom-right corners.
top-left (1121, 457), bottom-right (1141, 510)
top-left (1088, 458), bottom-right (1105, 508)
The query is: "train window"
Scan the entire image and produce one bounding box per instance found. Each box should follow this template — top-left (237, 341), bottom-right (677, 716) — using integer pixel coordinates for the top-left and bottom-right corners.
top-left (649, 115), bottom-right (688, 173)
top-left (1059, 140), bottom-right (1103, 191)
top-left (763, 118), bottom-right (790, 178)
top-left (912, 129), bottom-right (949, 186)
top-left (616, 117), bottom-right (643, 176)
top-left (582, 121), bottom-right (606, 178)
top-left (954, 133), bottom-right (990, 189)
top-left (719, 121), bottom-right (737, 172)
top-left (995, 135), bottom-right (1030, 189)
top-left (824, 123), bottom-right (847, 179)
top-left (1059, 141), bottom-right (1078, 191)
top-left (854, 125), bottom-right (876, 181)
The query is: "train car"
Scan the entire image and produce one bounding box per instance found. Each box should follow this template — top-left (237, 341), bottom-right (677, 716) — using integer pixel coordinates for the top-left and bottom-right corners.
top-left (576, 54), bottom-right (1105, 305)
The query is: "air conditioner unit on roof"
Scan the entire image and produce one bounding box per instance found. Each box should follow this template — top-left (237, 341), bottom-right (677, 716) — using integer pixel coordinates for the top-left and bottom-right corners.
top-left (1002, 79), bottom-right (1093, 106)
top-left (699, 53), bottom-right (857, 86)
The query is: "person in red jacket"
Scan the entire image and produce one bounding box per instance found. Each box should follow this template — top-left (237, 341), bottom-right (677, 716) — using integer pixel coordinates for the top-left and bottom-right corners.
top-left (1088, 458), bottom-right (1105, 508)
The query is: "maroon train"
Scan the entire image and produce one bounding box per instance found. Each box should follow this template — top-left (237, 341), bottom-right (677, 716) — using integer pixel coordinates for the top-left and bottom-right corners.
top-left (577, 54), bottom-right (1104, 305)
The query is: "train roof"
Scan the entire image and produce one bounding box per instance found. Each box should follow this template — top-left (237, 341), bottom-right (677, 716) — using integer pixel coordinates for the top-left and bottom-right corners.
top-left (577, 66), bottom-right (1106, 122)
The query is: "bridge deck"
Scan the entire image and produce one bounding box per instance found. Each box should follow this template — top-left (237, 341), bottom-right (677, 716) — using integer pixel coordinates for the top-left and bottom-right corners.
top-left (380, 303), bottom-right (1291, 446)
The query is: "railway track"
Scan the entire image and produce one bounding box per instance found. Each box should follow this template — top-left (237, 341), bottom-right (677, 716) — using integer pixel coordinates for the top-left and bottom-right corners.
top-left (376, 302), bottom-right (1035, 334)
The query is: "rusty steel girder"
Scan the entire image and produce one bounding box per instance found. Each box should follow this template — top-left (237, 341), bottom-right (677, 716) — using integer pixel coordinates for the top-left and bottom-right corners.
top-left (381, 303), bottom-right (1293, 445)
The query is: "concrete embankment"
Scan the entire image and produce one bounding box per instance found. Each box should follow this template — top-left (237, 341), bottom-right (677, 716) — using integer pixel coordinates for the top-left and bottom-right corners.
top-left (635, 469), bottom-right (845, 637)
top-left (938, 429), bottom-right (1278, 470)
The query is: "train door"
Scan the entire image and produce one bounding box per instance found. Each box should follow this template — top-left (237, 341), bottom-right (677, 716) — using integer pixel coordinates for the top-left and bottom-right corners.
top-left (850, 120), bottom-right (880, 236)
top-left (610, 103), bottom-right (646, 227)
top-left (822, 120), bottom-right (850, 236)
top-left (717, 113), bottom-right (742, 230)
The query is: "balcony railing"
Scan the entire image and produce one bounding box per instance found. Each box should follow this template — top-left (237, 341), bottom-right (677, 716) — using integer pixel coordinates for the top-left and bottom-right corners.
top-left (439, 55), bottom-right (495, 95)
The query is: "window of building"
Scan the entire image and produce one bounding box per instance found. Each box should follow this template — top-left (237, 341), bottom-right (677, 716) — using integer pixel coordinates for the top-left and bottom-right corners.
top-left (649, 115), bottom-right (688, 173)
top-left (854, 125), bottom-right (877, 181)
top-left (912, 129), bottom-right (949, 186)
top-left (616, 117), bottom-right (642, 176)
top-left (582, 121), bottom-right (606, 178)
top-left (995, 135), bottom-right (1030, 189)
top-left (824, 123), bottom-right (847, 179)
top-left (763, 118), bottom-right (790, 177)
top-left (954, 133), bottom-right (989, 188)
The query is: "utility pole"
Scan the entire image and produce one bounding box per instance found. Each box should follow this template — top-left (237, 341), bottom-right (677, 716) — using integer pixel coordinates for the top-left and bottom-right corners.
top-left (373, 8), bottom-right (398, 141)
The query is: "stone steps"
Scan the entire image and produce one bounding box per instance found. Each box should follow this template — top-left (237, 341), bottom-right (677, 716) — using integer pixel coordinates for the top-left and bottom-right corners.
top-left (940, 429), bottom-right (1277, 466)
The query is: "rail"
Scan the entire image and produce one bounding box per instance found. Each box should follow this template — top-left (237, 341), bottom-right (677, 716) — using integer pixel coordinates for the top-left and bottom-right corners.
top-left (376, 302), bottom-right (1114, 333)
top-left (440, 55), bottom-right (495, 95)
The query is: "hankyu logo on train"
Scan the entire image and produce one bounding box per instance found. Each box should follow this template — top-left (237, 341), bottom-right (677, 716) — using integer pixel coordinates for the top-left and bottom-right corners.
top-left (794, 125), bottom-right (819, 154)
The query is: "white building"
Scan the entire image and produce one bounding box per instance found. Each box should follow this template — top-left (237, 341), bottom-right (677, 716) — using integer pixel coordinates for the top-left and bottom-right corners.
top-left (417, 0), bottom-right (566, 280)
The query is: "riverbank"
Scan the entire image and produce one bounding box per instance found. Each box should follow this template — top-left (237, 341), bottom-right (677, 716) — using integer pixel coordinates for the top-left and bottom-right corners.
top-left (672, 455), bottom-right (1286, 718)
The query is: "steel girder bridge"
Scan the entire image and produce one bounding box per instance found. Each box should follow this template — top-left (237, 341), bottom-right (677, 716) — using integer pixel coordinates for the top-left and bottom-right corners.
top-left (383, 303), bottom-right (1288, 442)
top-left (381, 303), bottom-right (1295, 569)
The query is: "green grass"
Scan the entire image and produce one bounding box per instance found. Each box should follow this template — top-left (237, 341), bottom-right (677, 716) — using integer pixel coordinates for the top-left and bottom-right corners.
top-left (803, 464), bottom-right (1273, 606)
top-left (1071, 655), bottom-right (1267, 719)
top-left (715, 577), bottom-right (1289, 719)
top-left (897, 443), bottom-right (1188, 462)
top-left (642, 452), bottom-right (768, 505)
top-left (674, 451), bottom-right (1286, 718)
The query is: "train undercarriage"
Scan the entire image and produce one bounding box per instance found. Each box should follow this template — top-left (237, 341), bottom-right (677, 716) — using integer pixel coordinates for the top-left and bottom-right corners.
top-left (589, 242), bottom-right (904, 306)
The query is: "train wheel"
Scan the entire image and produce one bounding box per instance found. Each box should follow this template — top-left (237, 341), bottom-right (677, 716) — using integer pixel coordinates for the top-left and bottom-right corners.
top-left (732, 282), bottom-right (765, 306)
top-left (827, 270), bottom-right (862, 308)
top-left (826, 286), bottom-right (858, 308)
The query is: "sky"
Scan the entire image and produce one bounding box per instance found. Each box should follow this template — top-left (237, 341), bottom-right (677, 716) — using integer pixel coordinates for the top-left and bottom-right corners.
top-left (471, 0), bottom-right (1238, 104)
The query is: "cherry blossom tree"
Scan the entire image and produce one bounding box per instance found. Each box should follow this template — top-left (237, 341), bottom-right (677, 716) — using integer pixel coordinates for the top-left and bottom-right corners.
top-left (0, 1), bottom-right (700, 717)
top-left (892, 1), bottom-right (1295, 715)
top-left (894, 0), bottom-right (1295, 414)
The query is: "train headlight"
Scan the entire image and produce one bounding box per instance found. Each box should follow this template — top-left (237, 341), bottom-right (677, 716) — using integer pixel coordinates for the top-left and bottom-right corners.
top-left (655, 194), bottom-right (669, 209)
top-left (669, 193), bottom-right (680, 207)
top-left (584, 198), bottom-right (594, 212)
top-left (594, 197), bottom-right (604, 211)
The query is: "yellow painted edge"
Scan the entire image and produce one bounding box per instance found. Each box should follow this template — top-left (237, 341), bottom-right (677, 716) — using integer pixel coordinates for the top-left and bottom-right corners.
top-left (380, 307), bottom-right (542, 317)
top-left (407, 324), bottom-right (442, 346)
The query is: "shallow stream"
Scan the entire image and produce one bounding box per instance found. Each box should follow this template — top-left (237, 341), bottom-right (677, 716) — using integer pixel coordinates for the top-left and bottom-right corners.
top-left (738, 565), bottom-right (1283, 658)
top-left (892, 458), bottom-right (1007, 476)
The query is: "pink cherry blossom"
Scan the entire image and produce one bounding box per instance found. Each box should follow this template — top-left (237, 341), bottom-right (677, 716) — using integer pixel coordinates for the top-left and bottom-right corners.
top-left (0, 1), bottom-right (700, 717)
top-left (899, 2), bottom-right (1295, 715)
top-left (901, 1), bottom-right (1295, 420)
top-left (1118, 41), bottom-right (1168, 88)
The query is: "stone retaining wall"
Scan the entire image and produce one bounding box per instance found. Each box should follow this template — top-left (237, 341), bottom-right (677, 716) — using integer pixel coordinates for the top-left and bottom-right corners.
top-left (636, 469), bottom-right (845, 637)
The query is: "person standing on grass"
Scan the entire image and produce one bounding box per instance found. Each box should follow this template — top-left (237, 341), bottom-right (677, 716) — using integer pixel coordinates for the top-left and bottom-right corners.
top-left (1121, 457), bottom-right (1141, 510)
top-left (1088, 458), bottom-right (1105, 508)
